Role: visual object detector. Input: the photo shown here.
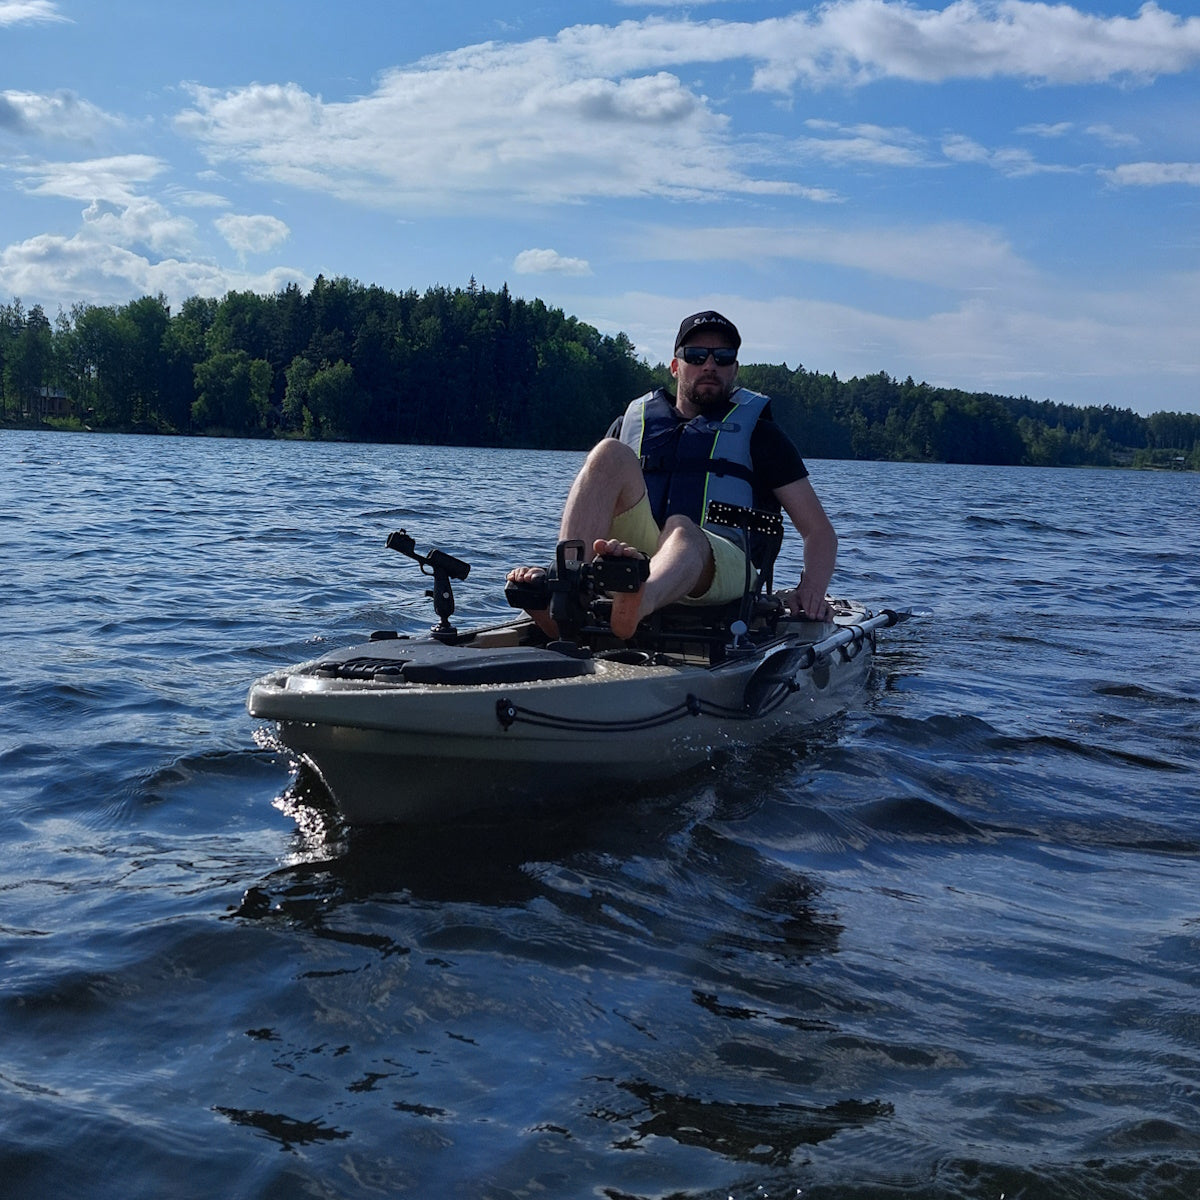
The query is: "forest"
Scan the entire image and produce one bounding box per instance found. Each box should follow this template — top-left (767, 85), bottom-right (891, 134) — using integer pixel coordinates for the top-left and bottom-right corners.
top-left (2, 278), bottom-right (1198, 470)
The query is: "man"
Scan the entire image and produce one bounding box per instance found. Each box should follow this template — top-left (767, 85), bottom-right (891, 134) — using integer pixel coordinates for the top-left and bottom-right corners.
top-left (510, 310), bottom-right (837, 640)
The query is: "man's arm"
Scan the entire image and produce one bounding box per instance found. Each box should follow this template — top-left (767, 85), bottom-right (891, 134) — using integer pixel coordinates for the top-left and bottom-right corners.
top-left (774, 477), bottom-right (838, 621)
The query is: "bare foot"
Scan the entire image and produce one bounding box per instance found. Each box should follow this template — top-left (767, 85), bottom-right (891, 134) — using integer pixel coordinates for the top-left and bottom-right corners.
top-left (592, 538), bottom-right (649, 639)
top-left (506, 565), bottom-right (545, 586)
top-left (505, 566), bottom-right (559, 638)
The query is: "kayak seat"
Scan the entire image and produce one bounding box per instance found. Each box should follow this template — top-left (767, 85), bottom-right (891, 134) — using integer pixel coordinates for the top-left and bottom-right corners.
top-left (631, 599), bottom-right (751, 663)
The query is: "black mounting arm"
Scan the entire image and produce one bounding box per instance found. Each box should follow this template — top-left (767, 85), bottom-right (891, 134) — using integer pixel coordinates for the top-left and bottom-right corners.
top-left (386, 529), bottom-right (471, 641)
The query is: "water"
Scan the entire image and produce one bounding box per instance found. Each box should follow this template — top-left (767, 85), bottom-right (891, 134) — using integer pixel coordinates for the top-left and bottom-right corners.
top-left (2, 430), bottom-right (1198, 1199)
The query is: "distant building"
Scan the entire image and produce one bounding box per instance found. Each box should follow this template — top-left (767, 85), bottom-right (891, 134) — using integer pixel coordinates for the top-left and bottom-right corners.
top-left (28, 387), bottom-right (71, 419)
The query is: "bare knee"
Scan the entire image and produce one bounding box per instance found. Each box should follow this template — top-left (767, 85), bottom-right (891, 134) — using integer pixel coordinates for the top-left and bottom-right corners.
top-left (659, 515), bottom-right (715, 595)
top-left (573, 437), bottom-right (645, 512)
top-left (583, 437), bottom-right (642, 479)
top-left (660, 513), bottom-right (705, 548)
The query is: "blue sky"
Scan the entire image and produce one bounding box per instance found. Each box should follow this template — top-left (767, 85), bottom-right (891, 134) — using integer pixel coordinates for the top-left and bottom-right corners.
top-left (3, 0), bottom-right (1199, 415)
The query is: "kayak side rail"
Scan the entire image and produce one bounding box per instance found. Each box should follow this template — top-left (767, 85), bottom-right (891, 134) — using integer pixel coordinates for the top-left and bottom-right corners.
top-left (802, 607), bottom-right (909, 668)
top-left (494, 610), bottom-right (913, 734)
top-left (738, 608), bottom-right (912, 717)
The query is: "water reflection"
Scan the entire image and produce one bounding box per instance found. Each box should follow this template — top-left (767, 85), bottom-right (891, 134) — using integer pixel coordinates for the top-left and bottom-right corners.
top-left (608, 1081), bottom-right (892, 1168)
top-left (231, 764), bottom-right (846, 991)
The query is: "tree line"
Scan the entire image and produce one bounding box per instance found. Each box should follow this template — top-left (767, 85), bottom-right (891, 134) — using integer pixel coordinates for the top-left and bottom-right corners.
top-left (2, 279), bottom-right (1197, 469)
top-left (736, 365), bottom-right (1200, 470)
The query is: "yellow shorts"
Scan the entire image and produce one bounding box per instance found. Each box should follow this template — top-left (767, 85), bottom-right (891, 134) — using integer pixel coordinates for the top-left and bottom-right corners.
top-left (607, 494), bottom-right (751, 605)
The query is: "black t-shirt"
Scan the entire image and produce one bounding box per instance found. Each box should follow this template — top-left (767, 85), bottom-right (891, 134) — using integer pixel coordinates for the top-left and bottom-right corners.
top-left (748, 415), bottom-right (808, 490)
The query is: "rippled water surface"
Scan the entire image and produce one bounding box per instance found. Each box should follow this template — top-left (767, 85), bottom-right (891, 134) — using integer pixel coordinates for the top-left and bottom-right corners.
top-left (3, 430), bottom-right (1199, 1199)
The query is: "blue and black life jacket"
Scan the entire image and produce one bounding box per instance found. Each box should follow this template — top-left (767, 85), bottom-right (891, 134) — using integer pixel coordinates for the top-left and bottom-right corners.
top-left (617, 386), bottom-right (778, 566)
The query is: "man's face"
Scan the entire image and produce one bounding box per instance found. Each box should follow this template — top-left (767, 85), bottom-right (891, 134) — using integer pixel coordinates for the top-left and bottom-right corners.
top-left (671, 332), bottom-right (739, 413)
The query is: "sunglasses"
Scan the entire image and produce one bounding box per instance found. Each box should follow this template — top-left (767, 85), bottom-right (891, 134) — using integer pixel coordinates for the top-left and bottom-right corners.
top-left (679, 345), bottom-right (737, 367)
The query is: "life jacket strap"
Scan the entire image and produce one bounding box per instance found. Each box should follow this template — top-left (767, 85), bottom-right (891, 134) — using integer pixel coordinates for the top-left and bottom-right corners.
top-left (638, 455), bottom-right (756, 485)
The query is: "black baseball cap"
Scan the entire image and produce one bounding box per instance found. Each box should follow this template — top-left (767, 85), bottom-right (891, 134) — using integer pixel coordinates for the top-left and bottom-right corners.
top-left (674, 310), bottom-right (741, 353)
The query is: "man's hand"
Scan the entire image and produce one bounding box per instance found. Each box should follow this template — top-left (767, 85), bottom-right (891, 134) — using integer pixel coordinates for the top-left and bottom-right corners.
top-left (784, 582), bottom-right (832, 622)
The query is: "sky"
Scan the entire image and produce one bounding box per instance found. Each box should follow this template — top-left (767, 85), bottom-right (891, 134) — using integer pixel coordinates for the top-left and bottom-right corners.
top-left (2, 0), bottom-right (1199, 416)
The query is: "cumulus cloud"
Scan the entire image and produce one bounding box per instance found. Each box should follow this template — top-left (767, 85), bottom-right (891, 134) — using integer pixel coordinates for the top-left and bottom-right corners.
top-left (215, 213), bottom-right (291, 255)
top-left (5, 156), bottom-right (204, 256)
top-left (0, 153), bottom-right (304, 306)
top-left (0, 1), bottom-right (66, 26)
top-left (173, 4), bottom-right (1200, 217)
top-left (0, 89), bottom-right (123, 141)
top-left (746, 0), bottom-right (1200, 91)
top-left (1101, 161), bottom-right (1200, 187)
top-left (513, 248), bottom-right (592, 276)
top-left (174, 62), bottom-right (793, 212)
top-left (0, 228), bottom-right (308, 309)
top-left (82, 197), bottom-right (197, 256)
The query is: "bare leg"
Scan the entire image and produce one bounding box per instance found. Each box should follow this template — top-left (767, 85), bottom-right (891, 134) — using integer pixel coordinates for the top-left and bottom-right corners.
top-left (558, 438), bottom-right (649, 545)
top-left (507, 439), bottom-right (715, 639)
top-left (508, 440), bottom-right (648, 637)
top-left (600, 515), bottom-right (714, 639)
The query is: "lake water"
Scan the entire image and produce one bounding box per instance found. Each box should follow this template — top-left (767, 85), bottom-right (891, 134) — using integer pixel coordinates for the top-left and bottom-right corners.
top-left (2, 429), bottom-right (1199, 1199)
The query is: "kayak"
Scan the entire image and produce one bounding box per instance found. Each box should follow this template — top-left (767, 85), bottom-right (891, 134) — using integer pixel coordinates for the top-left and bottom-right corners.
top-left (248, 528), bottom-right (906, 825)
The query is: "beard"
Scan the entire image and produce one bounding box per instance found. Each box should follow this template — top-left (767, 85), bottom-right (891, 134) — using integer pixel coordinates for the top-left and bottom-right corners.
top-left (677, 374), bottom-right (735, 412)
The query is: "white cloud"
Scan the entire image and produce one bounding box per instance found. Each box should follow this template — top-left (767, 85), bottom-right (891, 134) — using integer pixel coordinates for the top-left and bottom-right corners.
top-left (13, 154), bottom-right (166, 205)
top-left (941, 133), bottom-right (1074, 177)
top-left (0, 90), bottom-right (123, 141)
top-left (1100, 161), bottom-right (1200, 187)
top-left (543, 72), bottom-right (700, 123)
top-left (0, 228), bottom-right (308, 309)
top-left (746, 0), bottom-right (1200, 91)
top-left (1015, 121), bottom-right (1142, 150)
top-left (513, 248), bottom-right (592, 276)
top-left (167, 187), bottom-right (231, 209)
top-left (174, 61), bottom-right (797, 212)
top-left (172, 5), bottom-right (1200, 218)
top-left (0, 153), bottom-right (300, 306)
top-left (7, 155), bottom-right (199, 255)
top-left (798, 120), bottom-right (929, 168)
top-left (1085, 123), bottom-right (1140, 149)
top-left (627, 219), bottom-right (1035, 292)
top-left (82, 197), bottom-right (197, 255)
top-left (0, 1), bottom-right (66, 26)
top-left (599, 266), bottom-right (1200, 411)
top-left (215, 213), bottom-right (291, 255)
top-left (1018, 122), bottom-right (1073, 139)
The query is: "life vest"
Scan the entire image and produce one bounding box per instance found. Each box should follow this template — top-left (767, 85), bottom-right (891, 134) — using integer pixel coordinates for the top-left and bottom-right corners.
top-left (617, 386), bottom-right (776, 561)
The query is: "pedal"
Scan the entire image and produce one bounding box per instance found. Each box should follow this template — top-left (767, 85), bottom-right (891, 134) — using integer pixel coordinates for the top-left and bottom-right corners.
top-left (504, 577), bottom-right (550, 611)
top-left (592, 554), bottom-right (650, 594)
